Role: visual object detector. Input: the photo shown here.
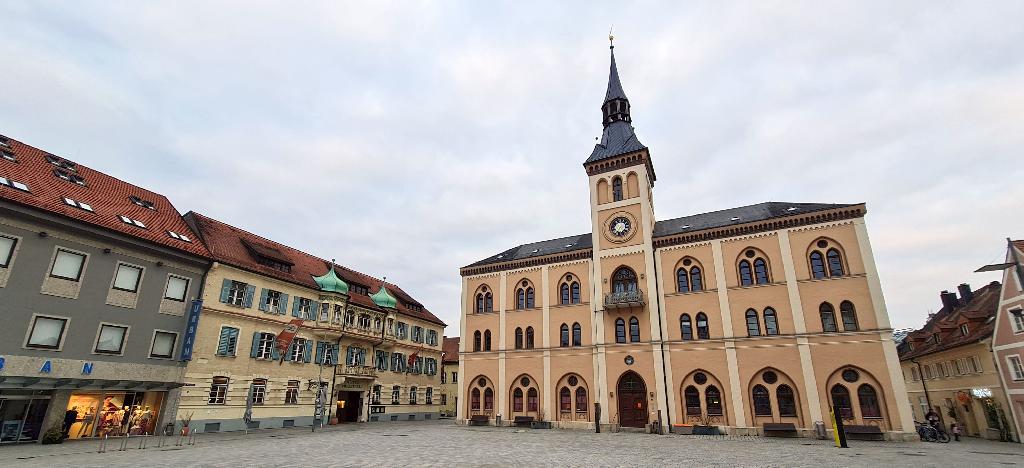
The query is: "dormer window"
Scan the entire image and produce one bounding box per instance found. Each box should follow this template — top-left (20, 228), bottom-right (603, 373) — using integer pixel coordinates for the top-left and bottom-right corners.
top-left (960, 324), bottom-right (969, 336)
top-left (45, 154), bottom-right (77, 171)
top-left (0, 176), bottom-right (29, 192)
top-left (129, 195), bottom-right (156, 210)
top-left (53, 168), bottom-right (86, 186)
top-left (1, 150), bottom-right (15, 162)
top-left (240, 238), bottom-right (293, 273)
top-left (350, 284), bottom-right (369, 295)
top-left (118, 215), bottom-right (146, 229)
top-left (932, 333), bottom-right (940, 344)
top-left (0, 135), bottom-right (9, 148)
top-left (167, 230), bottom-right (192, 243)
top-left (62, 197), bottom-right (93, 212)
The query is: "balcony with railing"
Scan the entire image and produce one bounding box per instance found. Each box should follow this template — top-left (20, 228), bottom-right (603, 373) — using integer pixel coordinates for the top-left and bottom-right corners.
top-left (337, 364), bottom-right (378, 379)
top-left (603, 289), bottom-right (645, 309)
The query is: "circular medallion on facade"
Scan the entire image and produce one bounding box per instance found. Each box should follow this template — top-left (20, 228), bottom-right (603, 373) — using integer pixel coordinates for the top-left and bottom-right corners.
top-left (694, 372), bottom-right (708, 385)
top-left (602, 211), bottom-right (638, 243)
top-left (624, 355), bottom-right (635, 366)
top-left (817, 240), bottom-right (829, 249)
top-left (566, 274), bottom-right (573, 282)
top-left (762, 370), bottom-right (778, 384)
top-left (521, 280), bottom-right (528, 287)
top-left (568, 375), bottom-right (578, 386)
top-left (842, 369), bottom-right (860, 383)
top-left (478, 378), bottom-right (486, 387)
top-left (683, 258), bottom-right (692, 267)
top-left (745, 249), bottom-right (756, 258)
top-left (520, 377), bottom-right (530, 387)
top-left (609, 216), bottom-right (632, 237)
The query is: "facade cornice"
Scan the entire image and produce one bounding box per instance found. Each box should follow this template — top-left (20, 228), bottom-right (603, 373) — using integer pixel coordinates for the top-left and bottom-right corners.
top-left (652, 205), bottom-right (866, 249)
top-left (584, 149), bottom-right (656, 183)
top-left (460, 248), bottom-right (593, 277)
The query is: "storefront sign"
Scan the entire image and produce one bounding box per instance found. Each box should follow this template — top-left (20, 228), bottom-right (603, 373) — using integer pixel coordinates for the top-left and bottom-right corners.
top-left (39, 360), bottom-right (52, 373)
top-left (971, 388), bottom-right (992, 398)
top-left (0, 356), bottom-right (5, 371)
top-left (82, 362), bottom-right (94, 375)
top-left (179, 300), bottom-right (203, 361)
top-left (370, 406), bottom-right (386, 414)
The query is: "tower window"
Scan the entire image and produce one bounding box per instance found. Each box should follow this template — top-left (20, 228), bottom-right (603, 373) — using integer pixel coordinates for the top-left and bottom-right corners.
top-left (612, 177), bottom-right (623, 201)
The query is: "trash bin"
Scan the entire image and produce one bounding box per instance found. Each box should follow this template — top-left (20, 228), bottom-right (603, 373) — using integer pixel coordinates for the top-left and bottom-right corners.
top-left (495, 414), bottom-right (502, 427)
top-left (813, 421), bottom-right (827, 439)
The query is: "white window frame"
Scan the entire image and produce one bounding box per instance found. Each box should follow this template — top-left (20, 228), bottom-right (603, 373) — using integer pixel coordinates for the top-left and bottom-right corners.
top-left (251, 379), bottom-right (267, 405)
top-left (164, 274), bottom-right (190, 302)
top-left (24, 314), bottom-right (70, 351)
top-left (285, 381), bottom-right (300, 404)
top-left (209, 377), bottom-right (229, 405)
top-left (256, 332), bottom-right (275, 360)
top-left (290, 337), bottom-right (307, 362)
top-left (49, 247), bottom-right (87, 282)
top-left (117, 215), bottom-right (146, 229)
top-left (227, 281), bottom-right (248, 306)
top-left (111, 262), bottom-right (144, 293)
top-left (149, 329), bottom-right (178, 359)
top-left (62, 197), bottom-right (94, 212)
top-left (217, 326), bottom-right (240, 357)
top-left (93, 322), bottom-right (130, 356)
top-left (1008, 355), bottom-right (1024, 382)
top-left (1011, 309), bottom-right (1024, 334)
top-left (972, 355), bottom-right (983, 373)
top-left (265, 290), bottom-right (282, 311)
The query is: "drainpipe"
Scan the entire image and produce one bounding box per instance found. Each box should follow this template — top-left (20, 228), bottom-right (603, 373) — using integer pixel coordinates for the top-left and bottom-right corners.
top-left (652, 255), bottom-right (672, 432)
top-left (910, 358), bottom-right (932, 413)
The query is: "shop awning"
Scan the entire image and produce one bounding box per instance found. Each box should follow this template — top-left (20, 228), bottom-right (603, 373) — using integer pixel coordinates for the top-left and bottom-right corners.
top-left (0, 376), bottom-right (184, 392)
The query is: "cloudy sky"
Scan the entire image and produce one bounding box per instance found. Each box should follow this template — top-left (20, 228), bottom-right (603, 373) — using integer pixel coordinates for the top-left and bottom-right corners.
top-left (2, 1), bottom-right (1021, 334)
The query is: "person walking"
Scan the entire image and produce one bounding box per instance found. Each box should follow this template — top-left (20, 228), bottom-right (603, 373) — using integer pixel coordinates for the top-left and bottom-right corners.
top-left (62, 406), bottom-right (79, 439)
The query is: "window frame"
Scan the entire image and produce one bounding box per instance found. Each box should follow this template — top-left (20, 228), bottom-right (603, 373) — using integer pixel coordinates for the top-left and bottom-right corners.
top-left (149, 329), bottom-right (178, 359)
top-left (24, 314), bottom-right (70, 350)
top-left (696, 312), bottom-right (710, 340)
top-left (164, 274), bottom-right (190, 302)
top-left (217, 326), bottom-right (240, 357)
top-left (628, 316), bottom-right (641, 343)
top-left (251, 379), bottom-right (267, 405)
top-left (285, 380), bottom-right (300, 404)
top-left (111, 262), bottom-right (144, 293)
top-left (93, 322), bottom-right (130, 355)
top-left (614, 318), bottom-right (626, 343)
top-left (208, 376), bottom-right (229, 405)
top-left (763, 307), bottom-right (779, 336)
top-left (680, 314), bottom-right (693, 340)
top-left (49, 248), bottom-right (87, 282)
top-left (745, 309), bottom-right (761, 337)
top-left (1008, 355), bottom-right (1024, 381)
top-left (0, 234), bottom-right (18, 268)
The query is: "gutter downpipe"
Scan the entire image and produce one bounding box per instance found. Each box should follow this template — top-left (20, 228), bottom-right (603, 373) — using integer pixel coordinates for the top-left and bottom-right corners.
top-left (910, 358), bottom-right (932, 413)
top-left (652, 252), bottom-right (672, 433)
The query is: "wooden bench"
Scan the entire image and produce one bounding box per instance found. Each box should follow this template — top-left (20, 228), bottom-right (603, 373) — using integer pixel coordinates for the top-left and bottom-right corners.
top-left (468, 415), bottom-right (489, 426)
top-left (514, 416), bottom-right (535, 427)
top-left (844, 424), bottom-right (884, 441)
top-left (763, 422), bottom-right (799, 438)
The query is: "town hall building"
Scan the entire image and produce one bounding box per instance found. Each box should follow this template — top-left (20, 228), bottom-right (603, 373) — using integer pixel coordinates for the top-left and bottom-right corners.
top-left (458, 42), bottom-right (916, 440)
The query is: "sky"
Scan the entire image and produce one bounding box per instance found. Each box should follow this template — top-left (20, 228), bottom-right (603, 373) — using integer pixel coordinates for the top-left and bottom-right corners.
top-left (1, 1), bottom-right (1021, 335)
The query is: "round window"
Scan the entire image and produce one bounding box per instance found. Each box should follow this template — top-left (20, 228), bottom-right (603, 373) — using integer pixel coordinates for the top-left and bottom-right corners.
top-left (521, 280), bottom-right (528, 287)
top-left (762, 371), bottom-right (778, 384)
top-left (683, 258), bottom-right (692, 267)
top-left (477, 378), bottom-right (486, 387)
top-left (817, 240), bottom-right (828, 249)
top-left (566, 274), bottom-right (573, 282)
top-left (520, 377), bottom-right (530, 387)
top-left (568, 375), bottom-right (578, 386)
top-left (745, 249), bottom-right (756, 258)
top-left (624, 355), bottom-right (635, 366)
top-left (842, 369), bottom-right (860, 383)
top-left (694, 372), bottom-right (707, 385)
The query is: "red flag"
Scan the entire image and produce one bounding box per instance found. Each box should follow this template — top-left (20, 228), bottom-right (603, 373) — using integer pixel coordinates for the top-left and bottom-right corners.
top-left (407, 351), bottom-right (418, 371)
top-left (276, 319), bottom-right (304, 364)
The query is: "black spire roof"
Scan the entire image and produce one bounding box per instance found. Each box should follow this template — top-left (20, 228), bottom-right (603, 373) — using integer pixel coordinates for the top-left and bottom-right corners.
top-left (605, 47), bottom-right (627, 101)
top-left (587, 44), bottom-right (646, 164)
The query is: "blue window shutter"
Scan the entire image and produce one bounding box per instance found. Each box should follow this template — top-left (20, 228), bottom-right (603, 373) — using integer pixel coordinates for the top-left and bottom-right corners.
top-left (219, 279), bottom-right (232, 303)
top-left (217, 328), bottom-right (230, 355)
top-left (243, 284), bottom-right (256, 308)
top-left (314, 341), bottom-right (323, 364)
top-left (359, 349), bottom-right (366, 366)
top-left (292, 298), bottom-right (301, 317)
top-left (345, 346), bottom-right (353, 365)
top-left (258, 289), bottom-right (269, 312)
top-left (270, 334), bottom-right (280, 360)
top-left (278, 293), bottom-right (289, 315)
top-left (250, 332), bottom-right (261, 358)
top-left (304, 340), bottom-right (313, 363)
top-left (330, 345), bottom-right (339, 365)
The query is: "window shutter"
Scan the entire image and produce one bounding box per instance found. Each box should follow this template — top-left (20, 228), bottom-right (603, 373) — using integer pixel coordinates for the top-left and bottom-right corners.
top-left (292, 297), bottom-right (301, 317)
top-left (359, 349), bottom-right (366, 366)
top-left (346, 346), bottom-right (353, 365)
top-left (217, 327), bottom-right (231, 355)
top-left (330, 345), bottom-right (339, 365)
top-left (284, 341), bottom-right (294, 362)
top-left (258, 289), bottom-right (269, 312)
top-left (278, 293), bottom-right (289, 315)
top-left (250, 332), bottom-right (261, 358)
top-left (219, 279), bottom-right (232, 303)
top-left (315, 341), bottom-right (323, 364)
top-left (243, 284), bottom-right (256, 308)
top-left (270, 334), bottom-right (280, 360)
top-left (304, 340), bottom-right (313, 363)
top-left (227, 328), bottom-right (239, 355)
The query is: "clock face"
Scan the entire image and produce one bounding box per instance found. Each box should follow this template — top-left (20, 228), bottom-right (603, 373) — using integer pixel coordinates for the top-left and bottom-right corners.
top-left (609, 216), bottom-right (632, 237)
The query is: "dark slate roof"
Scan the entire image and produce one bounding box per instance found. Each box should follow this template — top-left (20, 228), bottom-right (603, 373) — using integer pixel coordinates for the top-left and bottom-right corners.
top-left (464, 233), bottom-right (592, 268)
top-left (585, 121), bottom-right (647, 164)
top-left (652, 202), bottom-right (860, 238)
top-left (465, 202), bottom-right (858, 269)
top-left (605, 47), bottom-right (627, 101)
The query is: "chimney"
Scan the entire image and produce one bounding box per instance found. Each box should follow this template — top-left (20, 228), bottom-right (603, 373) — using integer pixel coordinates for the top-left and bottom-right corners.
top-left (957, 283), bottom-right (973, 303)
top-left (940, 290), bottom-right (958, 309)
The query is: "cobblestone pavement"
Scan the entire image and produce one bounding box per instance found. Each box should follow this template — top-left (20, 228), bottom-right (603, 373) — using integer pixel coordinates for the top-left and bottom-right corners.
top-left (4, 421), bottom-right (1023, 467)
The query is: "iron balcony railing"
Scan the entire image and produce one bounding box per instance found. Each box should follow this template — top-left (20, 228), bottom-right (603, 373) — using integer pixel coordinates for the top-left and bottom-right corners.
top-left (603, 289), bottom-right (645, 309)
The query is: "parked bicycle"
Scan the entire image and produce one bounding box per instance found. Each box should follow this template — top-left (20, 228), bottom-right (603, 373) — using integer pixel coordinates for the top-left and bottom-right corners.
top-left (915, 421), bottom-right (950, 443)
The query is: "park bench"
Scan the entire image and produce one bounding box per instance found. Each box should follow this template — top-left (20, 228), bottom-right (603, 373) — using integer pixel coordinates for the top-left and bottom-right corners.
top-left (844, 425), bottom-right (884, 441)
top-left (469, 415), bottom-right (490, 426)
top-left (762, 422), bottom-right (799, 437)
top-left (513, 416), bottom-right (535, 427)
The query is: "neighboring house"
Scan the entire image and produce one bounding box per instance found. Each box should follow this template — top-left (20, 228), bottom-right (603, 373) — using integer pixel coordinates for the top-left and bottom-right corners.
top-left (0, 135), bottom-right (209, 443)
top-left (177, 212), bottom-right (445, 432)
top-left (458, 44), bottom-right (915, 440)
top-left (440, 337), bottom-right (459, 417)
top-left (897, 282), bottom-right (1018, 440)
top-left (988, 239), bottom-right (1024, 443)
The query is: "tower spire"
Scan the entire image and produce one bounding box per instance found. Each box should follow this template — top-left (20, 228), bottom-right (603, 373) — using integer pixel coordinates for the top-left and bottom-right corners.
top-left (586, 38), bottom-right (648, 168)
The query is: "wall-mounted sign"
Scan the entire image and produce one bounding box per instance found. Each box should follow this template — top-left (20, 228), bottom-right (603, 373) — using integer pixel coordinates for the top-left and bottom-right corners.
top-left (971, 388), bottom-right (992, 399)
top-left (0, 356), bottom-right (5, 371)
top-left (370, 406), bottom-right (386, 414)
top-left (39, 360), bottom-right (52, 373)
top-left (179, 299), bottom-right (203, 361)
top-left (82, 362), bottom-right (94, 375)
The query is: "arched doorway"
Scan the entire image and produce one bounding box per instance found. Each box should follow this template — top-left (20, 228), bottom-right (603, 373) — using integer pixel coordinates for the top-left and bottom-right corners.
top-left (617, 371), bottom-right (648, 428)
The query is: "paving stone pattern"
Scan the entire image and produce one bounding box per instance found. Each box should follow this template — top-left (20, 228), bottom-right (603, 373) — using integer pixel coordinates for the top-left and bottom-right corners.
top-left (4, 421), bottom-right (1023, 467)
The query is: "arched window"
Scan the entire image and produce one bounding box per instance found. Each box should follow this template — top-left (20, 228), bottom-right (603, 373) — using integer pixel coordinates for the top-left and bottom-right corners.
top-left (690, 267), bottom-right (703, 291)
top-left (858, 384), bottom-right (881, 418)
top-left (612, 267), bottom-right (638, 293)
top-left (696, 312), bottom-right (710, 339)
top-left (777, 384), bottom-right (797, 417)
top-left (560, 324), bottom-right (569, 347)
top-left (484, 388), bottom-right (494, 410)
top-left (680, 314), bottom-right (693, 340)
top-left (615, 318), bottom-right (626, 343)
top-left (526, 287), bottom-right (535, 308)
top-left (572, 323), bottom-right (582, 346)
top-left (561, 283), bottom-right (570, 305)
top-left (560, 387), bottom-right (571, 412)
top-left (739, 260), bottom-right (753, 286)
top-left (831, 384), bottom-right (852, 419)
top-left (575, 387), bottom-right (588, 413)
top-left (476, 294), bottom-right (485, 313)
top-left (763, 307), bottom-right (779, 336)
top-left (513, 388), bottom-right (524, 412)
top-left (527, 387), bottom-right (539, 411)
top-left (473, 331), bottom-right (481, 352)
top-left (484, 292), bottom-right (493, 312)
top-left (483, 330), bottom-right (492, 351)
top-left (809, 251), bottom-right (826, 279)
top-left (514, 327), bottom-right (523, 350)
top-left (571, 282), bottom-right (581, 303)
top-left (471, 387), bottom-right (481, 410)
top-left (752, 384), bottom-right (772, 416)
top-left (677, 268), bottom-right (690, 293)
top-left (612, 176), bottom-right (623, 201)
top-left (745, 309), bottom-right (760, 337)
top-left (827, 248), bottom-right (844, 277)
top-left (629, 316), bottom-right (641, 342)
top-left (706, 385), bottom-right (723, 415)
top-left (684, 385), bottom-right (701, 416)
top-left (840, 301), bottom-right (858, 331)
top-left (754, 258), bottom-right (770, 284)
top-left (517, 288), bottom-right (526, 309)
top-left (526, 327), bottom-right (535, 349)
top-left (820, 302), bottom-right (838, 332)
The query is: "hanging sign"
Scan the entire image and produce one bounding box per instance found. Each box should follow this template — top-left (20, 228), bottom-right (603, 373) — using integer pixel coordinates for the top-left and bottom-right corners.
top-left (179, 300), bottom-right (203, 361)
top-left (276, 319), bottom-right (304, 364)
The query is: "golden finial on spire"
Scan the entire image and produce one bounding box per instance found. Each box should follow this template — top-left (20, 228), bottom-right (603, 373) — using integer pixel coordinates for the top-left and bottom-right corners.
top-left (609, 26), bottom-right (615, 48)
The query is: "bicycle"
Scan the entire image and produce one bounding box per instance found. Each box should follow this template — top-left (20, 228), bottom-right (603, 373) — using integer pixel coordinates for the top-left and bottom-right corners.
top-left (915, 421), bottom-right (950, 443)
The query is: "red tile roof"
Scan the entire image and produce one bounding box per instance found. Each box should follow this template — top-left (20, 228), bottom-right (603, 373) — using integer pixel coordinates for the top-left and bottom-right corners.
top-left (0, 134), bottom-right (209, 258)
top-left (1013, 240), bottom-right (1024, 253)
top-left (442, 336), bottom-right (460, 363)
top-left (185, 212), bottom-right (445, 327)
top-left (898, 281), bottom-right (1001, 361)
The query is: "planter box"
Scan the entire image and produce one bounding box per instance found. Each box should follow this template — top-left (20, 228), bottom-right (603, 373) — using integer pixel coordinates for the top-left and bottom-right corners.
top-left (672, 425), bottom-right (694, 435)
top-left (692, 425), bottom-right (720, 436)
top-left (530, 421), bottom-right (552, 429)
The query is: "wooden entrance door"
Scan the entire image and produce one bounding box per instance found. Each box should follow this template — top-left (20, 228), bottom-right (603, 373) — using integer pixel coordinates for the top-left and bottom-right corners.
top-left (617, 371), bottom-right (648, 428)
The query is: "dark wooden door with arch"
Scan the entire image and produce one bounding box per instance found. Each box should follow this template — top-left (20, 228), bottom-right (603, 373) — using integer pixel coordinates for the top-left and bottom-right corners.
top-left (617, 371), bottom-right (648, 428)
